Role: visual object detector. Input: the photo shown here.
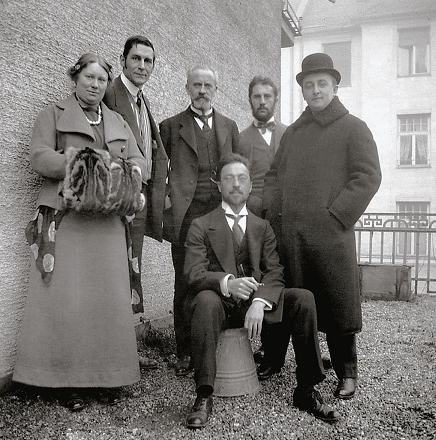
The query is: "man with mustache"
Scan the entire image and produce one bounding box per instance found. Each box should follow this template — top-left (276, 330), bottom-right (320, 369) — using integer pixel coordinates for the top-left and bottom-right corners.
top-left (183, 153), bottom-right (340, 428)
top-left (237, 76), bottom-right (287, 368)
top-left (238, 76), bottom-right (287, 217)
top-left (160, 66), bottom-right (239, 376)
top-left (104, 35), bottom-right (168, 371)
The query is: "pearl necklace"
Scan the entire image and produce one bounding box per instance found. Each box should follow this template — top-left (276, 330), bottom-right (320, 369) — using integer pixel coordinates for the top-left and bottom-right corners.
top-left (84, 106), bottom-right (102, 126)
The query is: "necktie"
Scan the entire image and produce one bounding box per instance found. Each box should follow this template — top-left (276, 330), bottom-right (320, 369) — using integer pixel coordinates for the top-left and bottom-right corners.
top-left (136, 91), bottom-right (152, 180)
top-left (256, 121), bottom-right (276, 134)
top-left (199, 114), bottom-right (212, 130)
top-left (226, 214), bottom-right (245, 245)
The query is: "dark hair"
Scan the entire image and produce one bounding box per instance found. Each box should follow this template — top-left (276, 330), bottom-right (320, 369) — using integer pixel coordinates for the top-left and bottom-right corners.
top-left (217, 153), bottom-right (252, 180)
top-left (248, 75), bottom-right (278, 102)
top-left (123, 35), bottom-right (156, 62)
top-left (67, 53), bottom-right (113, 83)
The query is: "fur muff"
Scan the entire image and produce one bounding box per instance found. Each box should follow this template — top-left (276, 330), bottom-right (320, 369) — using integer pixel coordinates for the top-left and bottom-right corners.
top-left (63, 147), bottom-right (145, 216)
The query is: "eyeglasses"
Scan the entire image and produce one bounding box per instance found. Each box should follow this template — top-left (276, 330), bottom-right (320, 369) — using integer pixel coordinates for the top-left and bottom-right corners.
top-left (222, 174), bottom-right (250, 185)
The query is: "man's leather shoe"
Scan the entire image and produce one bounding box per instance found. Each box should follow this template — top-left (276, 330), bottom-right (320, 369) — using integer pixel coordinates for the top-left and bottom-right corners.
top-left (322, 356), bottom-right (332, 370)
top-left (139, 356), bottom-right (158, 370)
top-left (253, 347), bottom-right (265, 364)
top-left (293, 387), bottom-right (340, 423)
top-left (175, 355), bottom-right (192, 377)
top-left (334, 377), bottom-right (357, 400)
top-left (256, 363), bottom-right (281, 381)
top-left (186, 395), bottom-right (213, 429)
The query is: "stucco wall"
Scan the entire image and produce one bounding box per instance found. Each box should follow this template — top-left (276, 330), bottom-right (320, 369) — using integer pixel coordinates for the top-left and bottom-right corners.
top-left (0, 0), bottom-right (281, 390)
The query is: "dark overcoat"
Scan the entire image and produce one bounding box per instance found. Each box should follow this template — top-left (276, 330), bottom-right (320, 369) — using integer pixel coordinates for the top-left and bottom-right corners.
top-left (263, 96), bottom-right (382, 334)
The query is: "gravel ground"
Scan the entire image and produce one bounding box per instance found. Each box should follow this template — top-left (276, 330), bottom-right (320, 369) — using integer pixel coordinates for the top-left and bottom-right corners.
top-left (1, 295), bottom-right (435, 440)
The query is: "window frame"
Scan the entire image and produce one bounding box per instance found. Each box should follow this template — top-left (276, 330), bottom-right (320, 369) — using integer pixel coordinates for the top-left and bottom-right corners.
top-left (397, 27), bottom-right (430, 77)
top-left (397, 114), bottom-right (431, 168)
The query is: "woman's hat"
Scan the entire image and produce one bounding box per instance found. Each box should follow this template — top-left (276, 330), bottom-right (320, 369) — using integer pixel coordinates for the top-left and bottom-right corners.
top-left (296, 53), bottom-right (341, 86)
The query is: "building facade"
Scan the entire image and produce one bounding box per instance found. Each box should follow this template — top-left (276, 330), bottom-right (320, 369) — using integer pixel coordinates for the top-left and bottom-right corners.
top-left (282, 0), bottom-right (436, 217)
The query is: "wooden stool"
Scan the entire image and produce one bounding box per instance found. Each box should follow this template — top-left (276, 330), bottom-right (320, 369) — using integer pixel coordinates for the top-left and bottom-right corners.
top-left (213, 328), bottom-right (261, 397)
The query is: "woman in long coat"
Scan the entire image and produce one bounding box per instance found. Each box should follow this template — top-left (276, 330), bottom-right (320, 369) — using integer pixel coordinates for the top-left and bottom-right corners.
top-left (263, 53), bottom-right (382, 400)
top-left (13, 53), bottom-right (145, 411)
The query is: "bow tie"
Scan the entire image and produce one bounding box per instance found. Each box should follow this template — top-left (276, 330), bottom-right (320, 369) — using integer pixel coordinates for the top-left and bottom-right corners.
top-left (256, 121), bottom-right (276, 134)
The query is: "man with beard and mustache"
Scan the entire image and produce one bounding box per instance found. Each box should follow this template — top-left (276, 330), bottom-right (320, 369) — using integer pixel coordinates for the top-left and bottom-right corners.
top-left (238, 76), bottom-right (287, 217)
top-left (159, 66), bottom-right (239, 377)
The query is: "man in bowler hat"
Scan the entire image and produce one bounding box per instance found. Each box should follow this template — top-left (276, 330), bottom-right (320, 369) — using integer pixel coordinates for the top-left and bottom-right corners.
top-left (262, 53), bottom-right (381, 400)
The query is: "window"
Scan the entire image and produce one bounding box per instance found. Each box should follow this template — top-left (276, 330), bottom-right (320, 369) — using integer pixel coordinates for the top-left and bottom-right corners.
top-left (398, 114), bottom-right (430, 166)
top-left (397, 202), bottom-right (429, 256)
top-left (398, 27), bottom-right (430, 76)
top-left (323, 42), bottom-right (351, 86)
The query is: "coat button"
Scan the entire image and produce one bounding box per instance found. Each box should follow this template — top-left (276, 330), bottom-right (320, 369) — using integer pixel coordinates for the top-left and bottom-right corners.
top-left (121, 145), bottom-right (126, 152)
top-left (278, 213), bottom-right (282, 217)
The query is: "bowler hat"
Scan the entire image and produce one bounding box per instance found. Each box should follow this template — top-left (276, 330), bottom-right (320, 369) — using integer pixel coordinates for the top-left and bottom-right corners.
top-left (296, 53), bottom-right (341, 86)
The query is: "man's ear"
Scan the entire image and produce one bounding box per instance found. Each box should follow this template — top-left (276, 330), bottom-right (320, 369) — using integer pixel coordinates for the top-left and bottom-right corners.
top-left (120, 54), bottom-right (125, 69)
top-left (217, 182), bottom-right (222, 194)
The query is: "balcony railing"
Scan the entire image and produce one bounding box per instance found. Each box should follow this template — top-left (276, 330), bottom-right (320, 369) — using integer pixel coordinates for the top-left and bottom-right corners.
top-left (356, 212), bottom-right (436, 294)
top-left (282, 0), bottom-right (302, 37)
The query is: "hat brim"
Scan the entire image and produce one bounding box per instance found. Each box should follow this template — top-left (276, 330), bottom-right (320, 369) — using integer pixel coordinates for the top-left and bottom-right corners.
top-left (296, 68), bottom-right (341, 86)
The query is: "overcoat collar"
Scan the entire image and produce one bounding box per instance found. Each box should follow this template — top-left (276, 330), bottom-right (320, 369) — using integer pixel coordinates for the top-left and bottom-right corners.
top-left (206, 208), bottom-right (263, 277)
top-left (55, 94), bottom-right (129, 143)
top-left (179, 107), bottom-right (230, 156)
top-left (292, 96), bottom-right (349, 132)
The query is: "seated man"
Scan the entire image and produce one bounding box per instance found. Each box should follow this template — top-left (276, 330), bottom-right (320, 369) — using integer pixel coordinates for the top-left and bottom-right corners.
top-left (183, 153), bottom-right (340, 429)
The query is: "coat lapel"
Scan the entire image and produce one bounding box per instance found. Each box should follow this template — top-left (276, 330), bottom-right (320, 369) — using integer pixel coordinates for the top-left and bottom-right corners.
top-left (179, 108), bottom-right (198, 155)
top-left (56, 95), bottom-right (96, 139)
top-left (101, 102), bottom-right (129, 143)
top-left (214, 111), bottom-right (230, 154)
top-left (207, 208), bottom-right (237, 275)
top-left (112, 77), bottom-right (142, 150)
top-left (246, 212), bottom-right (262, 279)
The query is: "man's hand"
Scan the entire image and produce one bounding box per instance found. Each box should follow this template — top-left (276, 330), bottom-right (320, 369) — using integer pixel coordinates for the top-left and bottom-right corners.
top-left (244, 301), bottom-right (265, 339)
top-left (227, 277), bottom-right (259, 301)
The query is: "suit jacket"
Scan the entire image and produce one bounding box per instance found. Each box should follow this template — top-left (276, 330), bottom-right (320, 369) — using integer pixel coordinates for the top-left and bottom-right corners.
top-left (238, 121), bottom-right (287, 216)
top-left (159, 107), bottom-right (239, 243)
top-left (184, 207), bottom-right (284, 324)
top-left (104, 76), bottom-right (168, 241)
top-left (238, 121), bottom-right (287, 159)
top-left (30, 94), bottom-right (146, 211)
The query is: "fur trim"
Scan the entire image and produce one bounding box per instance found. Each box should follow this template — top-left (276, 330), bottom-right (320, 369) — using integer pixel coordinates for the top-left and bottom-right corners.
top-left (63, 147), bottom-right (145, 216)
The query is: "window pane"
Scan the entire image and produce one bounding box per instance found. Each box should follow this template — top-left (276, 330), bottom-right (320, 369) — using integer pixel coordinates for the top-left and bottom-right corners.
top-left (415, 135), bottom-right (428, 164)
top-left (414, 45), bottom-right (428, 74)
top-left (398, 47), bottom-right (411, 76)
top-left (400, 136), bottom-right (412, 164)
top-left (323, 42), bottom-right (351, 86)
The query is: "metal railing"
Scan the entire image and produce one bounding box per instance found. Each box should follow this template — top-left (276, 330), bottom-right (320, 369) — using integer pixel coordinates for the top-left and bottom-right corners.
top-left (282, 0), bottom-right (302, 37)
top-left (355, 213), bottom-right (436, 294)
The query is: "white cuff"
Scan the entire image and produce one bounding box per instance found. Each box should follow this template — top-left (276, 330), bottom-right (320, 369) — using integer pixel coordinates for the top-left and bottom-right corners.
top-left (252, 297), bottom-right (273, 310)
top-left (220, 274), bottom-right (235, 297)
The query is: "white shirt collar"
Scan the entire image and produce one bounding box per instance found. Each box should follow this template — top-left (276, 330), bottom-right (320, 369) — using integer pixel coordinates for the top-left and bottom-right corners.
top-left (221, 201), bottom-right (248, 216)
top-left (190, 105), bottom-right (213, 117)
top-left (121, 72), bottom-right (142, 97)
top-left (254, 115), bottom-right (275, 127)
